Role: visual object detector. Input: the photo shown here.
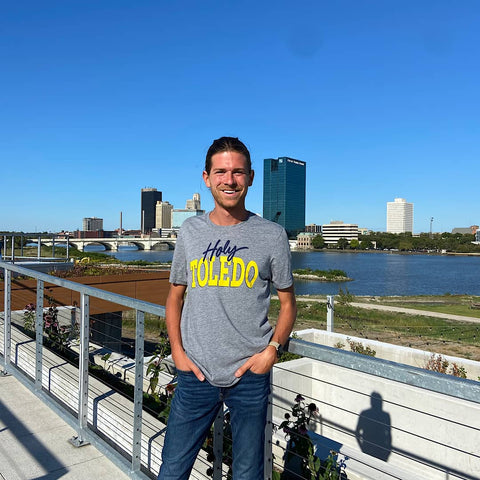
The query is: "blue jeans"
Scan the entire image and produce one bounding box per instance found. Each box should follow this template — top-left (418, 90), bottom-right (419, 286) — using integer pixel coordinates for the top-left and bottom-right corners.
top-left (158, 369), bottom-right (271, 480)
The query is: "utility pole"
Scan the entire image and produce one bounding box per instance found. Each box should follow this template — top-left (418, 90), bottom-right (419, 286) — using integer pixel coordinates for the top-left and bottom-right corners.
top-left (430, 217), bottom-right (434, 239)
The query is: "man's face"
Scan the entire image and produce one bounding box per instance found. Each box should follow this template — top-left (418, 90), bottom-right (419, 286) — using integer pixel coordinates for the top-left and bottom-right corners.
top-left (203, 151), bottom-right (254, 213)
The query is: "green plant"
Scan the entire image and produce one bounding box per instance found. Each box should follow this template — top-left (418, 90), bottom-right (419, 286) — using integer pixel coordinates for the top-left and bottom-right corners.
top-left (23, 303), bottom-right (36, 331)
top-left (347, 338), bottom-right (376, 357)
top-left (23, 302), bottom-right (74, 352)
top-left (279, 394), bottom-right (347, 479)
top-left (424, 353), bottom-right (467, 378)
top-left (146, 332), bottom-right (172, 396)
top-left (337, 287), bottom-right (354, 306)
top-left (333, 341), bottom-right (345, 350)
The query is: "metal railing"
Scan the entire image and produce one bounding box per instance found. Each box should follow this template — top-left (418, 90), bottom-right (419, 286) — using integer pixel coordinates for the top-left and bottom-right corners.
top-left (2, 260), bottom-right (480, 479)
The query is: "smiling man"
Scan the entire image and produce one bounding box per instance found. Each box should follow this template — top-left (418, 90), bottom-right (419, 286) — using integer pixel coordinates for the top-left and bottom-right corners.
top-left (158, 137), bottom-right (296, 480)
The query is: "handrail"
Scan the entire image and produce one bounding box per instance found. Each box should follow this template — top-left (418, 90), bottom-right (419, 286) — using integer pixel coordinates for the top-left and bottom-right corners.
top-left (287, 337), bottom-right (480, 404)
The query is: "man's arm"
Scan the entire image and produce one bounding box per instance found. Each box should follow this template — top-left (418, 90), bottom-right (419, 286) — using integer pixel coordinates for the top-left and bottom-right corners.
top-left (166, 283), bottom-right (205, 381)
top-left (235, 285), bottom-right (296, 377)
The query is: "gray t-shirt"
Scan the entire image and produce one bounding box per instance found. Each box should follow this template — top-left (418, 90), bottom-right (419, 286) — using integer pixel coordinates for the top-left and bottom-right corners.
top-left (169, 212), bottom-right (293, 387)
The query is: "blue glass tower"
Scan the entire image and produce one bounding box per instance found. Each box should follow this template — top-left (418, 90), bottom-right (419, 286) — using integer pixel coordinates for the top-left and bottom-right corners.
top-left (263, 157), bottom-right (306, 238)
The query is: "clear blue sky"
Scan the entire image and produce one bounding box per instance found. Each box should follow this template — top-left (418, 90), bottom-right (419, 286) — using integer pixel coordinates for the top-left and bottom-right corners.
top-left (2, 1), bottom-right (479, 234)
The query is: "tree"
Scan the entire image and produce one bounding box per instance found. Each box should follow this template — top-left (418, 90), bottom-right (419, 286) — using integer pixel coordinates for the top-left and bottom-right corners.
top-left (337, 237), bottom-right (349, 250)
top-left (312, 235), bottom-right (325, 249)
top-left (360, 239), bottom-right (373, 250)
top-left (350, 239), bottom-right (359, 250)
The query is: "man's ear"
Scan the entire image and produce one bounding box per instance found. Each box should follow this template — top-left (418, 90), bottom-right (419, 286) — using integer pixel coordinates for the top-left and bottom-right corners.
top-left (249, 169), bottom-right (255, 186)
top-left (202, 170), bottom-right (211, 188)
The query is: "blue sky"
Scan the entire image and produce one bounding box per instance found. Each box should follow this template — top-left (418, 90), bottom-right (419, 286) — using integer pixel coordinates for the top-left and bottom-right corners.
top-left (1, 1), bottom-right (479, 234)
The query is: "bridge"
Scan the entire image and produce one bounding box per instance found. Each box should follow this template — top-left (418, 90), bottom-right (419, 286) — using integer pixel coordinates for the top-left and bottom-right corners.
top-left (29, 237), bottom-right (177, 252)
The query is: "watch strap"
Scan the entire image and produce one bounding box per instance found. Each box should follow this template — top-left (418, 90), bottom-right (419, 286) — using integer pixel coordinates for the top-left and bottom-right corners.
top-left (268, 340), bottom-right (281, 351)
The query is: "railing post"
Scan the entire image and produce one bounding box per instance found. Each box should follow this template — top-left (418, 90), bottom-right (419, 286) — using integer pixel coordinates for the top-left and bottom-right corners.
top-left (327, 295), bottom-right (334, 332)
top-left (212, 408), bottom-right (224, 480)
top-left (2, 268), bottom-right (12, 375)
top-left (264, 391), bottom-right (274, 480)
top-left (37, 236), bottom-right (41, 260)
top-left (70, 292), bottom-right (90, 447)
top-left (11, 235), bottom-right (15, 263)
top-left (35, 280), bottom-right (44, 390)
top-left (131, 309), bottom-right (145, 474)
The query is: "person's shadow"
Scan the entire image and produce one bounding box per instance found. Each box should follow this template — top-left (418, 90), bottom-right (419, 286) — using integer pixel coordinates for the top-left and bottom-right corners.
top-left (355, 392), bottom-right (392, 462)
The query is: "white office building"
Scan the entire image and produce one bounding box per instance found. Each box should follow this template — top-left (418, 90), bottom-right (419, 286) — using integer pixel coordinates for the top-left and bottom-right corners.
top-left (322, 221), bottom-right (359, 245)
top-left (387, 198), bottom-right (414, 233)
top-left (155, 201), bottom-right (173, 230)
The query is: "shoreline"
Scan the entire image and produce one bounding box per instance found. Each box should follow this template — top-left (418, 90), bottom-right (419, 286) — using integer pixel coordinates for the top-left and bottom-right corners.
top-left (292, 248), bottom-right (480, 257)
top-left (293, 273), bottom-right (352, 282)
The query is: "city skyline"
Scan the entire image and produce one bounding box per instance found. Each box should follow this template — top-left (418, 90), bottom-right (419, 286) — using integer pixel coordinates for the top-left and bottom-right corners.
top-left (1, 2), bottom-right (479, 234)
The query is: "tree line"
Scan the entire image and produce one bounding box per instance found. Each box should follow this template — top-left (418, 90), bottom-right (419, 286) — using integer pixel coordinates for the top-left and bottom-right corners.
top-left (311, 232), bottom-right (480, 253)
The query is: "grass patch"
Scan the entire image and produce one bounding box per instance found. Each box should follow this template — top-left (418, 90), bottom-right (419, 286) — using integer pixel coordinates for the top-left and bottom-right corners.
top-left (269, 296), bottom-right (480, 361)
top-left (122, 310), bottom-right (166, 337)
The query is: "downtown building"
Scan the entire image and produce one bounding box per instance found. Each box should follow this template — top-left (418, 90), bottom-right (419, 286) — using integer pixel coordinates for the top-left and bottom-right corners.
top-left (82, 217), bottom-right (103, 232)
top-left (141, 188), bottom-right (162, 234)
top-left (172, 193), bottom-right (204, 229)
top-left (263, 157), bottom-right (306, 238)
top-left (155, 201), bottom-right (173, 230)
top-left (386, 198), bottom-right (413, 234)
top-left (322, 221), bottom-right (359, 245)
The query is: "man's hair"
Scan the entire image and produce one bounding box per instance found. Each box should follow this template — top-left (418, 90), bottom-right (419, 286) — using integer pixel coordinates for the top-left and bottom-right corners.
top-left (205, 137), bottom-right (251, 174)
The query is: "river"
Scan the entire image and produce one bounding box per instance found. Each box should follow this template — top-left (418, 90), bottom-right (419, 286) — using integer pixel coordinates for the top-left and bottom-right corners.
top-left (85, 246), bottom-right (480, 297)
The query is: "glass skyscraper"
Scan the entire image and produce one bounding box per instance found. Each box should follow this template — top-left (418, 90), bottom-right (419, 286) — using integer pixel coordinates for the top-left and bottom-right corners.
top-left (141, 188), bottom-right (162, 234)
top-left (263, 157), bottom-right (306, 238)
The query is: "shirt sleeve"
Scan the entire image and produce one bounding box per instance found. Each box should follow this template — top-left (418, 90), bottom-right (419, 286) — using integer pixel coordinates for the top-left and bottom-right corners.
top-left (169, 228), bottom-right (188, 285)
top-left (271, 228), bottom-right (294, 290)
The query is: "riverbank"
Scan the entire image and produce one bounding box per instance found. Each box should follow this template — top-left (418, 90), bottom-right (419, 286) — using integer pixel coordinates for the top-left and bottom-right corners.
top-left (293, 273), bottom-right (352, 282)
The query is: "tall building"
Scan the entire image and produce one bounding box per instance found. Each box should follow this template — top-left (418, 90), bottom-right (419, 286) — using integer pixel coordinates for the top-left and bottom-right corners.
top-left (141, 188), bottom-right (162, 234)
top-left (186, 193), bottom-right (201, 210)
top-left (263, 157), bottom-right (306, 238)
top-left (155, 201), bottom-right (173, 229)
top-left (386, 198), bottom-right (414, 233)
top-left (82, 217), bottom-right (103, 231)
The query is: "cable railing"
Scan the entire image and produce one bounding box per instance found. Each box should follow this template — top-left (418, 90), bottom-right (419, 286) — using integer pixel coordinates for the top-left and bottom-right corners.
top-left (2, 260), bottom-right (480, 480)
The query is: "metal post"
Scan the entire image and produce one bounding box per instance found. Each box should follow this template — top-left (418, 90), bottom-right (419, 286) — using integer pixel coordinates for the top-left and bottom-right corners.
top-left (37, 236), bottom-right (41, 260)
top-left (70, 292), bottom-right (90, 447)
top-left (21, 234), bottom-right (24, 257)
top-left (66, 235), bottom-right (70, 259)
top-left (35, 280), bottom-right (44, 390)
top-left (264, 391), bottom-right (274, 480)
top-left (212, 408), bottom-right (224, 480)
top-left (2, 269), bottom-right (12, 375)
top-left (131, 309), bottom-right (145, 473)
top-left (327, 295), bottom-right (334, 332)
top-left (52, 234), bottom-right (55, 258)
top-left (11, 235), bottom-right (15, 263)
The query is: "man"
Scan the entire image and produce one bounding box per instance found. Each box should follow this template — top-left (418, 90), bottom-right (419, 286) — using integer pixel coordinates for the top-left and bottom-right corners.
top-left (158, 137), bottom-right (296, 480)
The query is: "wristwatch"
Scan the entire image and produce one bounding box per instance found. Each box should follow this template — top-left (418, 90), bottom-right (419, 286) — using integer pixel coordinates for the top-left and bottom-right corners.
top-left (268, 340), bottom-right (281, 352)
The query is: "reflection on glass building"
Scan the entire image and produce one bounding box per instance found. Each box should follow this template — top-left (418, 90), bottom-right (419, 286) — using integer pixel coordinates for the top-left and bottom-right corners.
top-left (141, 188), bottom-right (162, 234)
top-left (263, 157), bottom-right (306, 238)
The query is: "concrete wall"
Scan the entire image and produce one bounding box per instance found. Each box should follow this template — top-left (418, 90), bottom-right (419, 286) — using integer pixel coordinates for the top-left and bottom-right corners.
top-left (272, 356), bottom-right (480, 480)
top-left (296, 328), bottom-right (480, 380)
